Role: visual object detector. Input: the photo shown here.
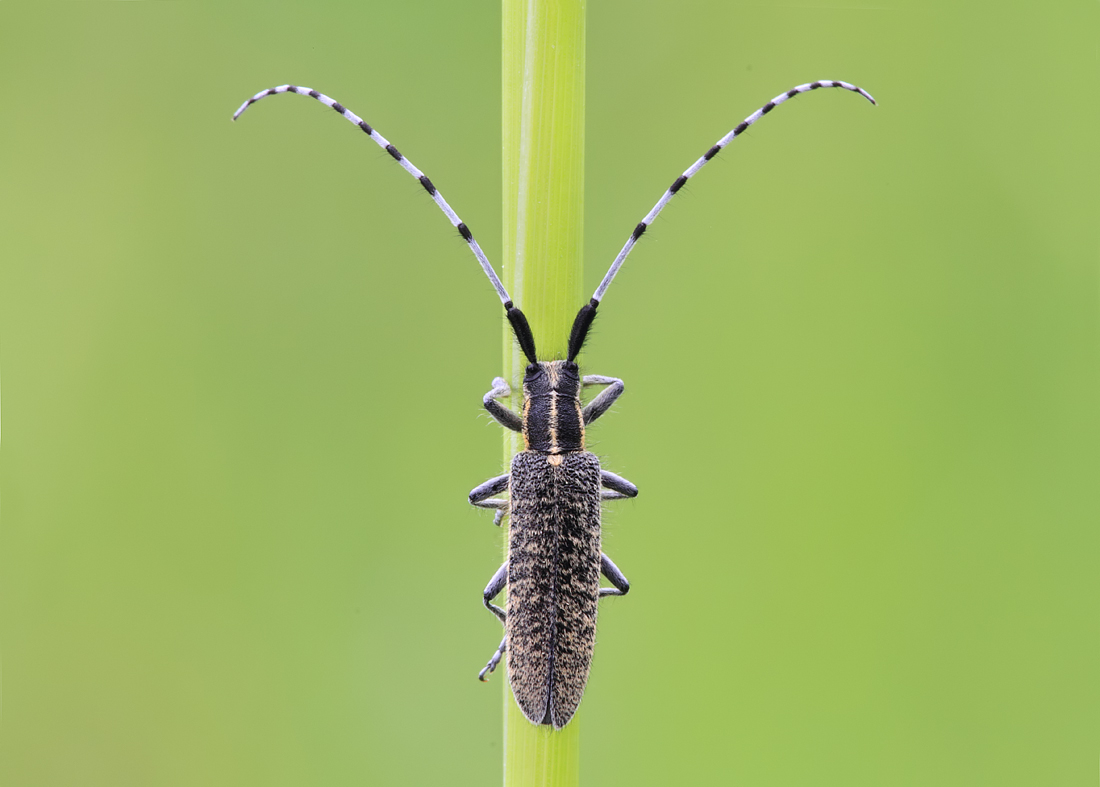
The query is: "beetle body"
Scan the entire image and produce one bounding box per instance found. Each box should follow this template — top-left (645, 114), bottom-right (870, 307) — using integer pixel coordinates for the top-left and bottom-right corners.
top-left (470, 359), bottom-right (636, 728)
top-left (233, 78), bottom-right (874, 729)
top-left (507, 449), bottom-right (602, 727)
top-left (510, 363), bottom-right (599, 724)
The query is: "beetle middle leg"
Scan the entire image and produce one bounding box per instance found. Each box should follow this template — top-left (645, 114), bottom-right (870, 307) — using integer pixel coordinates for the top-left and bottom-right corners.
top-left (601, 469), bottom-right (638, 501)
top-left (472, 495), bottom-right (509, 526)
top-left (478, 562), bottom-right (508, 681)
top-left (469, 474), bottom-right (509, 526)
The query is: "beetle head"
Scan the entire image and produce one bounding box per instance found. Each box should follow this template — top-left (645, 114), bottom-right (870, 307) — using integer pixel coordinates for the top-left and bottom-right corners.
top-left (522, 359), bottom-right (581, 400)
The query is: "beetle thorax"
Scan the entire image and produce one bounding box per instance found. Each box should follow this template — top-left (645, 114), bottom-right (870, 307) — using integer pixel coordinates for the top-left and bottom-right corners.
top-left (521, 360), bottom-right (584, 455)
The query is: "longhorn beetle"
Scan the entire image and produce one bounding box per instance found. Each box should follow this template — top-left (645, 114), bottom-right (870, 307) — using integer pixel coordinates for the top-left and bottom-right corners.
top-left (233, 79), bottom-right (875, 729)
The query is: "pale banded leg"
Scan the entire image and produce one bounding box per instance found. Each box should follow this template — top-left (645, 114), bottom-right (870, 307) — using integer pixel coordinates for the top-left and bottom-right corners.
top-left (484, 377), bottom-right (522, 432)
top-left (233, 85), bottom-right (514, 307)
top-left (479, 562), bottom-right (509, 681)
top-left (599, 553), bottom-right (631, 597)
top-left (582, 375), bottom-right (625, 425)
top-left (590, 80), bottom-right (876, 305)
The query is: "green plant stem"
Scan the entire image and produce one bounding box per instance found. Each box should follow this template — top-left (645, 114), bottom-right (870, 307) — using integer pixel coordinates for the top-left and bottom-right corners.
top-left (501, 0), bottom-right (585, 785)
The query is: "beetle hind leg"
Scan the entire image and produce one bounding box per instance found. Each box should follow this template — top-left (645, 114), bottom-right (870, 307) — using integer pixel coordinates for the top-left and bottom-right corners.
top-left (477, 562), bottom-right (509, 681)
top-left (598, 552), bottom-right (631, 598)
top-left (481, 561), bottom-right (507, 623)
top-left (479, 636), bottom-right (507, 681)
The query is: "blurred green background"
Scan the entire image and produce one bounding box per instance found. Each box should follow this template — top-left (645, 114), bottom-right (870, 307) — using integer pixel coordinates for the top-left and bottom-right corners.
top-left (1, 2), bottom-right (1097, 785)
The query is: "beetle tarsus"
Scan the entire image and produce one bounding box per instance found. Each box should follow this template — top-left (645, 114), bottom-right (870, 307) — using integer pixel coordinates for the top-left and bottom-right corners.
top-left (479, 636), bottom-right (507, 681)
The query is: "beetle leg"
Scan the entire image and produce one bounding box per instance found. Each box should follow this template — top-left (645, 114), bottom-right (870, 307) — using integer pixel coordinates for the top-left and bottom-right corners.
top-left (478, 562), bottom-right (509, 681)
top-left (600, 469), bottom-right (638, 500)
top-left (482, 561), bottom-right (508, 624)
top-left (479, 637), bottom-right (507, 682)
top-left (470, 474), bottom-right (510, 525)
top-left (471, 496), bottom-right (508, 526)
top-left (469, 474), bottom-right (508, 504)
top-left (581, 375), bottom-right (625, 425)
top-left (598, 552), bottom-right (631, 598)
top-left (484, 376), bottom-right (523, 432)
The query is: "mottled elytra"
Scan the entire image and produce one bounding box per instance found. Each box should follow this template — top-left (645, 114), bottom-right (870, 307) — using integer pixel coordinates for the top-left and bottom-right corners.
top-left (233, 79), bottom-right (875, 728)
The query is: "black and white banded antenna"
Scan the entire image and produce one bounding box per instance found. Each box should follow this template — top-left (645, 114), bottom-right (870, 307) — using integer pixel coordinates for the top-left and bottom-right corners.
top-left (233, 85), bottom-right (541, 365)
top-left (565, 80), bottom-right (875, 362)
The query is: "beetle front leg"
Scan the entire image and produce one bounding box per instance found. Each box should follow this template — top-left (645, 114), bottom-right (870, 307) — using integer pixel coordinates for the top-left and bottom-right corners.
top-left (582, 375), bottom-right (625, 425)
top-left (484, 376), bottom-right (522, 432)
top-left (478, 562), bottom-right (508, 681)
top-left (599, 552), bottom-right (631, 597)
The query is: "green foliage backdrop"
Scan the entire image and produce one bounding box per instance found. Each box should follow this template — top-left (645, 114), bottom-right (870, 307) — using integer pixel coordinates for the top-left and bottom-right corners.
top-left (1, 2), bottom-right (1096, 785)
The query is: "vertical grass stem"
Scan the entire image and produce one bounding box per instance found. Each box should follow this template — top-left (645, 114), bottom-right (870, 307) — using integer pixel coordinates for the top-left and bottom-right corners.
top-left (502, 0), bottom-right (585, 785)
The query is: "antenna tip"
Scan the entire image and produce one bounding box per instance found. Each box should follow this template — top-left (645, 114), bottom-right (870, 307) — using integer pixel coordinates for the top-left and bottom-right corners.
top-left (232, 100), bottom-right (254, 122)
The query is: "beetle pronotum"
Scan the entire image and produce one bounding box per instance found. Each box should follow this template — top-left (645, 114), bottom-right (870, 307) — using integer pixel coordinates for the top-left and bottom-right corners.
top-left (234, 79), bottom-right (875, 728)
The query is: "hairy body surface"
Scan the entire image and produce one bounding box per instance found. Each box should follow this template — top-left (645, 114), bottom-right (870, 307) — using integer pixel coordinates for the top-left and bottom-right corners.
top-left (507, 451), bottom-right (602, 727)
